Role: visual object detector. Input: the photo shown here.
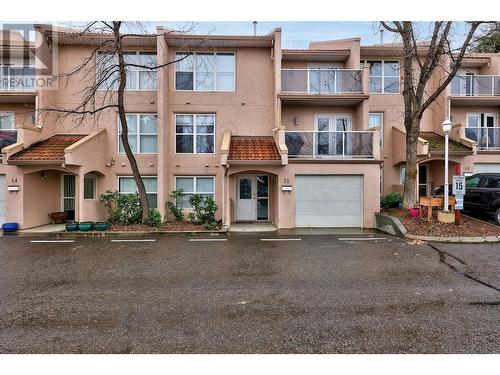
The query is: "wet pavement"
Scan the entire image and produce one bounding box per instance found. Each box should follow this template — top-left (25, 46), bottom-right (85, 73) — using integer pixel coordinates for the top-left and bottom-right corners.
top-left (0, 232), bottom-right (499, 353)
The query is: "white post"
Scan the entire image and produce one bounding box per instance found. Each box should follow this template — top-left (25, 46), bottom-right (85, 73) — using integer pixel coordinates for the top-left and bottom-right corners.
top-left (444, 130), bottom-right (449, 212)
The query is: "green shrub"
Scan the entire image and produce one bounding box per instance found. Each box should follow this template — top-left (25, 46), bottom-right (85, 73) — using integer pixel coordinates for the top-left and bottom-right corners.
top-left (145, 209), bottom-right (162, 227)
top-left (166, 190), bottom-right (185, 221)
top-left (112, 193), bottom-right (142, 224)
top-left (381, 192), bottom-right (403, 209)
top-left (188, 194), bottom-right (219, 229)
top-left (99, 190), bottom-right (119, 223)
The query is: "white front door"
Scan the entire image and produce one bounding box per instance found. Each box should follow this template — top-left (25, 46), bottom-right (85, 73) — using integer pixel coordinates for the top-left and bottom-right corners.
top-left (236, 176), bottom-right (256, 221)
top-left (61, 174), bottom-right (76, 220)
top-left (236, 175), bottom-right (269, 221)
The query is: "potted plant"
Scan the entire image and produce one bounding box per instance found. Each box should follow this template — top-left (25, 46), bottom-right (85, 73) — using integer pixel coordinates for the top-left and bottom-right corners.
top-left (409, 207), bottom-right (420, 218)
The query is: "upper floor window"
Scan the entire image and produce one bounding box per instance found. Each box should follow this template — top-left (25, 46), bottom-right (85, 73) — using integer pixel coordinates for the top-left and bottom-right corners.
top-left (118, 114), bottom-right (157, 154)
top-left (0, 112), bottom-right (17, 151)
top-left (363, 60), bottom-right (400, 94)
top-left (369, 112), bottom-right (384, 147)
top-left (175, 114), bottom-right (215, 154)
top-left (97, 51), bottom-right (157, 91)
top-left (175, 52), bottom-right (235, 91)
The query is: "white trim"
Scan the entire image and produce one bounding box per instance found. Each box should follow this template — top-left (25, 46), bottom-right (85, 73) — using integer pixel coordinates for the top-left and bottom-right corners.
top-left (174, 51), bottom-right (236, 92)
top-left (174, 113), bottom-right (216, 155)
top-left (61, 174), bottom-right (76, 214)
top-left (174, 176), bottom-right (216, 208)
top-left (117, 176), bottom-right (158, 208)
top-left (118, 113), bottom-right (158, 154)
top-left (369, 112), bottom-right (384, 147)
top-left (235, 174), bottom-right (270, 222)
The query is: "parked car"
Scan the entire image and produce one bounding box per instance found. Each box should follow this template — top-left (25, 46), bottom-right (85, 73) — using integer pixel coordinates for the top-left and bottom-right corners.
top-left (435, 173), bottom-right (500, 224)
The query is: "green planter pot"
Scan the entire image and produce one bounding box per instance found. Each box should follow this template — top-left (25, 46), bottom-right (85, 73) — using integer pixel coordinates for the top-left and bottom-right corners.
top-left (94, 222), bottom-right (109, 231)
top-left (65, 222), bottom-right (79, 232)
top-left (78, 221), bottom-right (94, 231)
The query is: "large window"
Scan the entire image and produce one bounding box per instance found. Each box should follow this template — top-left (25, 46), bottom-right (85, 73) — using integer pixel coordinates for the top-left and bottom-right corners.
top-left (175, 114), bottom-right (215, 154)
top-left (0, 112), bottom-right (17, 150)
top-left (119, 114), bottom-right (157, 154)
top-left (97, 51), bottom-right (157, 91)
top-left (118, 176), bottom-right (157, 208)
top-left (363, 60), bottom-right (400, 94)
top-left (175, 52), bottom-right (235, 91)
top-left (175, 176), bottom-right (215, 208)
top-left (369, 112), bottom-right (384, 147)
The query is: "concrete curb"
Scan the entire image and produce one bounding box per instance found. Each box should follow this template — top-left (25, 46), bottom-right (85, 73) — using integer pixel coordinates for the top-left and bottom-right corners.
top-left (50, 228), bottom-right (229, 237)
top-left (374, 213), bottom-right (408, 237)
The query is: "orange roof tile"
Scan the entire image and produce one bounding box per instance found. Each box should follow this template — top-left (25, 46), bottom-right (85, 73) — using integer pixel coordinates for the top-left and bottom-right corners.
top-left (228, 136), bottom-right (281, 161)
top-left (10, 134), bottom-right (86, 162)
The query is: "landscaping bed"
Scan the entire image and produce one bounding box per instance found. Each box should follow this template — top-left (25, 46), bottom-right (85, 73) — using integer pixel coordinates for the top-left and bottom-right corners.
top-left (108, 221), bottom-right (220, 232)
top-left (383, 208), bottom-right (500, 237)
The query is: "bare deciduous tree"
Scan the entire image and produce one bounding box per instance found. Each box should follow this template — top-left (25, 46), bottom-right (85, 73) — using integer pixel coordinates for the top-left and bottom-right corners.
top-left (39, 21), bottom-right (205, 222)
top-left (380, 21), bottom-right (484, 208)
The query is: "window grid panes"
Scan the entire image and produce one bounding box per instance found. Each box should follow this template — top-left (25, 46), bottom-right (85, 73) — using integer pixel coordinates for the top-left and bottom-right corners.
top-left (175, 114), bottom-right (215, 154)
top-left (175, 176), bottom-right (215, 209)
top-left (118, 177), bottom-right (158, 208)
top-left (0, 112), bottom-right (15, 129)
top-left (98, 51), bottom-right (157, 91)
top-left (364, 60), bottom-right (400, 94)
top-left (119, 114), bottom-right (158, 154)
top-left (175, 52), bottom-right (235, 91)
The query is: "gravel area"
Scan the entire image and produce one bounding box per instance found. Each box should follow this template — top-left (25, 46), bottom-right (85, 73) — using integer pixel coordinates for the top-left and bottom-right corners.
top-left (108, 221), bottom-right (219, 232)
top-left (384, 208), bottom-right (500, 237)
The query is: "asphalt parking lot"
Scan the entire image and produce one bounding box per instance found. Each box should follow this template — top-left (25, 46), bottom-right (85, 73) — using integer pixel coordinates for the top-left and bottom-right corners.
top-left (0, 232), bottom-right (498, 353)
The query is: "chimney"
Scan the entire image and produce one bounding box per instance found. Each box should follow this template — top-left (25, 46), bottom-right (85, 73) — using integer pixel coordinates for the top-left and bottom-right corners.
top-left (253, 21), bottom-right (257, 36)
top-left (380, 29), bottom-right (384, 44)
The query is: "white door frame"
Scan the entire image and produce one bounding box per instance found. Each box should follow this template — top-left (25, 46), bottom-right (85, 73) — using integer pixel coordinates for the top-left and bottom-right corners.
top-left (61, 174), bottom-right (76, 214)
top-left (235, 174), bottom-right (269, 222)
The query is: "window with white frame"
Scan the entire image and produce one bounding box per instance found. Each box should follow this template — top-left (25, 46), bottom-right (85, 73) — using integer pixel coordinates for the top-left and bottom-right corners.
top-left (118, 176), bottom-right (157, 208)
top-left (119, 114), bottom-right (157, 154)
top-left (175, 52), bottom-right (235, 91)
top-left (363, 60), bottom-right (400, 93)
top-left (0, 112), bottom-right (17, 150)
top-left (97, 51), bottom-right (157, 91)
top-left (175, 176), bottom-right (215, 209)
top-left (83, 174), bottom-right (97, 199)
top-left (369, 112), bottom-right (384, 147)
top-left (175, 114), bottom-right (215, 154)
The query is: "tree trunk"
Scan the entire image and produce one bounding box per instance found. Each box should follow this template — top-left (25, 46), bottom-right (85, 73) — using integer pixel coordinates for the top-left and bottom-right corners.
top-left (113, 22), bottom-right (150, 222)
top-left (403, 116), bottom-right (421, 209)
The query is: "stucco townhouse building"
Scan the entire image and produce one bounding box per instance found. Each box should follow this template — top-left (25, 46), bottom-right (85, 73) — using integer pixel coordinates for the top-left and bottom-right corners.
top-left (0, 25), bottom-right (499, 229)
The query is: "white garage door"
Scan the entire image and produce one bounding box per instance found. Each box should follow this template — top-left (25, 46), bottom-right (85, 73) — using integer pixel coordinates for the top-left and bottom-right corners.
top-left (295, 175), bottom-right (363, 227)
top-left (0, 175), bottom-right (6, 225)
top-left (473, 163), bottom-right (500, 174)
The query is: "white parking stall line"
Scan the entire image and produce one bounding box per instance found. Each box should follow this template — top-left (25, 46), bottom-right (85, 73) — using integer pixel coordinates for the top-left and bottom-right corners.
top-left (111, 239), bottom-right (156, 243)
top-left (338, 237), bottom-right (388, 241)
top-left (189, 238), bottom-right (227, 242)
top-left (30, 240), bottom-right (75, 243)
top-left (260, 238), bottom-right (302, 242)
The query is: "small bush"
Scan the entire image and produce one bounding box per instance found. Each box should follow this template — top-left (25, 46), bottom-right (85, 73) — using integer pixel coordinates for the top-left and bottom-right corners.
top-left (166, 190), bottom-right (185, 221)
top-left (381, 192), bottom-right (403, 209)
top-left (188, 194), bottom-right (218, 229)
top-left (145, 209), bottom-right (162, 227)
top-left (112, 193), bottom-right (142, 224)
top-left (99, 190), bottom-right (119, 223)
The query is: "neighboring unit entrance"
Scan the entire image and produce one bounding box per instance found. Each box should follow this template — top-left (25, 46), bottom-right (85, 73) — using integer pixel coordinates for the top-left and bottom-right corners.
top-left (295, 175), bottom-right (363, 227)
top-left (236, 175), bottom-right (269, 221)
top-left (0, 174), bottom-right (6, 225)
top-left (61, 174), bottom-right (76, 220)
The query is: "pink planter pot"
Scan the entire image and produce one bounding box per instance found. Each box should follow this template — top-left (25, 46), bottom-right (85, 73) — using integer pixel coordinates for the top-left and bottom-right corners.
top-left (409, 208), bottom-right (420, 218)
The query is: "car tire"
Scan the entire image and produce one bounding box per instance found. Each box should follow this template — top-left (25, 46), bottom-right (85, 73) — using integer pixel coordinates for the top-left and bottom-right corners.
top-left (496, 207), bottom-right (500, 226)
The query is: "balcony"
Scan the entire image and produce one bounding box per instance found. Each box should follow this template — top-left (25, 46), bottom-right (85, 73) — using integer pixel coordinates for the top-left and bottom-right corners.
top-left (0, 130), bottom-right (18, 159)
top-left (0, 67), bottom-right (37, 92)
top-left (285, 130), bottom-right (374, 159)
top-left (465, 127), bottom-right (500, 151)
top-left (280, 69), bottom-right (367, 106)
top-left (450, 75), bottom-right (500, 106)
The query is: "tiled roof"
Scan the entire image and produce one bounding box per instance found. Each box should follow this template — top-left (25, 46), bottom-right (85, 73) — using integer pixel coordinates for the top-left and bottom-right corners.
top-left (420, 132), bottom-right (472, 153)
top-left (228, 136), bottom-right (281, 161)
top-left (10, 134), bottom-right (86, 161)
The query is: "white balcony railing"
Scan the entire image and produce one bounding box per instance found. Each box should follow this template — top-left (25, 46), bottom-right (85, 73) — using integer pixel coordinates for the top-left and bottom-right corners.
top-left (451, 75), bottom-right (500, 96)
top-left (0, 66), bottom-right (36, 91)
top-left (281, 69), bottom-right (363, 95)
top-left (465, 127), bottom-right (500, 150)
top-left (285, 130), bottom-right (373, 159)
